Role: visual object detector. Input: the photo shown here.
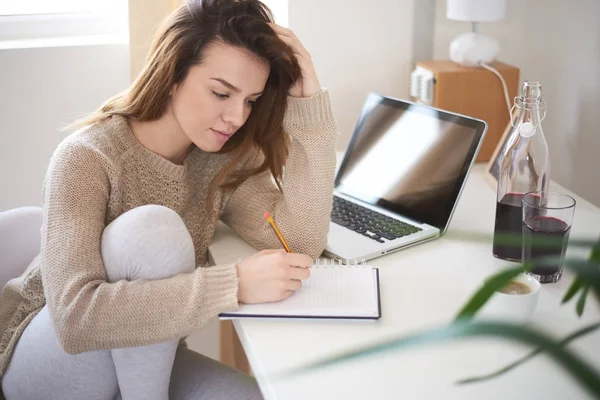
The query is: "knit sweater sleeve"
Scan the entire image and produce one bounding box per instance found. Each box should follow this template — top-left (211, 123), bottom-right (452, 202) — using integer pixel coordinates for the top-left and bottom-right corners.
top-left (41, 139), bottom-right (238, 354)
top-left (220, 89), bottom-right (338, 259)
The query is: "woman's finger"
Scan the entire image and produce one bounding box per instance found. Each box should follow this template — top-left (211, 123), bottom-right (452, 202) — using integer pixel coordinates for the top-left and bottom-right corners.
top-left (275, 36), bottom-right (313, 73)
top-left (281, 290), bottom-right (294, 300)
top-left (275, 34), bottom-right (310, 58)
top-left (268, 23), bottom-right (310, 58)
top-left (282, 252), bottom-right (313, 268)
top-left (286, 279), bottom-right (302, 291)
top-left (294, 53), bottom-right (315, 73)
top-left (288, 266), bottom-right (311, 281)
top-left (268, 22), bottom-right (293, 37)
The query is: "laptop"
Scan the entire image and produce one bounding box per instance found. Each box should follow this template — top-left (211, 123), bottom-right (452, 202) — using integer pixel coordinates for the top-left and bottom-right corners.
top-left (324, 93), bottom-right (487, 263)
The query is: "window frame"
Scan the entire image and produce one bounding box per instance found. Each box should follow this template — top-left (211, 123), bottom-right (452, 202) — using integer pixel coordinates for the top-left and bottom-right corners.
top-left (0, 8), bottom-right (129, 46)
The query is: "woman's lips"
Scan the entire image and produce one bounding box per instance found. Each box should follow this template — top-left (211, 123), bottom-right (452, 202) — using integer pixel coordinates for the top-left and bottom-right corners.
top-left (211, 128), bottom-right (233, 141)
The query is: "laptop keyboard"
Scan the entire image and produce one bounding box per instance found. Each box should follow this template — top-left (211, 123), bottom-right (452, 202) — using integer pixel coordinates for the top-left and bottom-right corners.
top-left (331, 196), bottom-right (422, 243)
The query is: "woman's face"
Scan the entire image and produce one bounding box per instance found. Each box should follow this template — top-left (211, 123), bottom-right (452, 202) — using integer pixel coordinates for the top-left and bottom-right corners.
top-left (169, 42), bottom-right (270, 152)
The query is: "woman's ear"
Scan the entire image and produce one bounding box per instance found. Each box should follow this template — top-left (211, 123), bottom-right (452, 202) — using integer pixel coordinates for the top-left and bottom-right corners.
top-left (169, 82), bottom-right (179, 97)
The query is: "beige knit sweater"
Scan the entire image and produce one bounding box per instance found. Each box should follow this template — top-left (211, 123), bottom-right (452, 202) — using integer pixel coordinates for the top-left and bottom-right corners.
top-left (0, 90), bottom-right (337, 375)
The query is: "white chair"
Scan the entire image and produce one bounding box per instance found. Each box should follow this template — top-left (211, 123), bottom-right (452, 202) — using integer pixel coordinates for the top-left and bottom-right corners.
top-left (0, 207), bottom-right (43, 293)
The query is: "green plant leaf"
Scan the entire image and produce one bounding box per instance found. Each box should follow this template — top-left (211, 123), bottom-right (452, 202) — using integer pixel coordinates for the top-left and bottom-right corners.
top-left (456, 322), bottom-right (600, 385)
top-left (274, 321), bottom-right (600, 398)
top-left (454, 264), bottom-right (529, 320)
top-left (562, 277), bottom-right (583, 304)
top-left (590, 240), bottom-right (600, 263)
top-left (576, 285), bottom-right (590, 317)
top-left (561, 258), bottom-right (600, 300)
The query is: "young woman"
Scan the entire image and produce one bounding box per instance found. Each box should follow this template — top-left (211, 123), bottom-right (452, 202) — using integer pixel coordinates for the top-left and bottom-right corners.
top-left (0, 0), bottom-right (337, 398)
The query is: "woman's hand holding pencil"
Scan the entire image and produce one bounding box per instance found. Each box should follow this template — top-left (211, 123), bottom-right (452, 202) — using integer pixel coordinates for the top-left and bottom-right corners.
top-left (236, 249), bottom-right (312, 304)
top-left (235, 212), bottom-right (312, 304)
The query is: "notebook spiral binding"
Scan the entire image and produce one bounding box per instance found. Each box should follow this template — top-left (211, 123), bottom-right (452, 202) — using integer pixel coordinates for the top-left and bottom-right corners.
top-left (314, 258), bottom-right (367, 268)
top-left (234, 257), bottom-right (367, 268)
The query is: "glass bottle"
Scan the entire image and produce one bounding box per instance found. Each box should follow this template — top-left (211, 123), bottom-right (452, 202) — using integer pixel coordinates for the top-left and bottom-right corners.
top-left (493, 81), bottom-right (550, 261)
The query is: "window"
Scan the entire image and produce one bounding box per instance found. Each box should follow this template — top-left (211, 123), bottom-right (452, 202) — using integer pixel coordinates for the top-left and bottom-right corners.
top-left (0, 0), bottom-right (127, 16)
top-left (0, 0), bottom-right (129, 47)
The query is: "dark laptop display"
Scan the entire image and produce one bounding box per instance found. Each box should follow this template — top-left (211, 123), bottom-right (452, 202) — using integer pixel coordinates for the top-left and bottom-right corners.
top-left (334, 93), bottom-right (487, 232)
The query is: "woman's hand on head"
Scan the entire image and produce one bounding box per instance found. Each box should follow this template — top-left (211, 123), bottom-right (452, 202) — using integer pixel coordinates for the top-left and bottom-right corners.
top-left (236, 249), bottom-right (312, 304)
top-left (269, 23), bottom-right (321, 98)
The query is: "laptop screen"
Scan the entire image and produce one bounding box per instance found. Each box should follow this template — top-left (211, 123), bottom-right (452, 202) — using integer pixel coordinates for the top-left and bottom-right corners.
top-left (334, 93), bottom-right (487, 232)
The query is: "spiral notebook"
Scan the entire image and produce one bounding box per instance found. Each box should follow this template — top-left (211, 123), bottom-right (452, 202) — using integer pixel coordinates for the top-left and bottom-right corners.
top-left (219, 260), bottom-right (381, 320)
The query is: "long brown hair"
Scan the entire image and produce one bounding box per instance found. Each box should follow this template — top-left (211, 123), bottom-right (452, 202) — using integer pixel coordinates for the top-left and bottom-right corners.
top-left (75, 0), bottom-right (300, 211)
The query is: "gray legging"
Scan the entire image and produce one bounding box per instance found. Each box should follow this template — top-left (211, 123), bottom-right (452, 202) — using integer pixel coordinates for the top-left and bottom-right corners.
top-left (2, 205), bottom-right (263, 400)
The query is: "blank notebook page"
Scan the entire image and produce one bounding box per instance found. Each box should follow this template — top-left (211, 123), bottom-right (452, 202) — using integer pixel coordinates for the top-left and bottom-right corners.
top-left (221, 266), bottom-right (379, 319)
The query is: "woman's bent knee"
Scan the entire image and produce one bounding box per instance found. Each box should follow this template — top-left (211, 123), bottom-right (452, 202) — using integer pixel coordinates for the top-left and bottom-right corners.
top-left (101, 205), bottom-right (195, 282)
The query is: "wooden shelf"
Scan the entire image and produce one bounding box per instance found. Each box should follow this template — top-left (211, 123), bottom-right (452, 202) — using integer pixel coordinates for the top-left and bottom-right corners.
top-left (415, 60), bottom-right (520, 162)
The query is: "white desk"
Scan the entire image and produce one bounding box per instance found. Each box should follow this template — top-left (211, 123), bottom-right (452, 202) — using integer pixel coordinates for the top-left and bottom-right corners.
top-left (208, 163), bottom-right (600, 400)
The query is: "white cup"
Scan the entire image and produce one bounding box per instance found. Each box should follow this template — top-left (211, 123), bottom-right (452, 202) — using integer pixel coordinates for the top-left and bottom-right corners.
top-left (477, 273), bottom-right (541, 324)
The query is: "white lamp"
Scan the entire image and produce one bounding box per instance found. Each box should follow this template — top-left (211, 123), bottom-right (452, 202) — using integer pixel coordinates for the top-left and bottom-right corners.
top-left (447, 0), bottom-right (506, 67)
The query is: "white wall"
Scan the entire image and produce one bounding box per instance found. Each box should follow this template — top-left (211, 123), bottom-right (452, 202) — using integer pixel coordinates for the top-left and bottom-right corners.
top-left (288, 0), bottom-right (421, 149)
top-left (0, 43), bottom-right (130, 211)
top-left (432, 0), bottom-right (600, 206)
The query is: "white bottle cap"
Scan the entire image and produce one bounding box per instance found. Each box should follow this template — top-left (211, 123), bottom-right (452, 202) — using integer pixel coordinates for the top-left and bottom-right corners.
top-left (520, 122), bottom-right (536, 137)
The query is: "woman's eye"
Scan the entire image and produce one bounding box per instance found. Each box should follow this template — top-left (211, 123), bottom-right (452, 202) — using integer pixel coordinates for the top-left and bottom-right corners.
top-left (212, 91), bottom-right (229, 99)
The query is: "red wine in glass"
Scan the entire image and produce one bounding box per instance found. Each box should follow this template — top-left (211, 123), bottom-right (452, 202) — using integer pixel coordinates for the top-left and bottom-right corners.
top-left (522, 216), bottom-right (570, 282)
